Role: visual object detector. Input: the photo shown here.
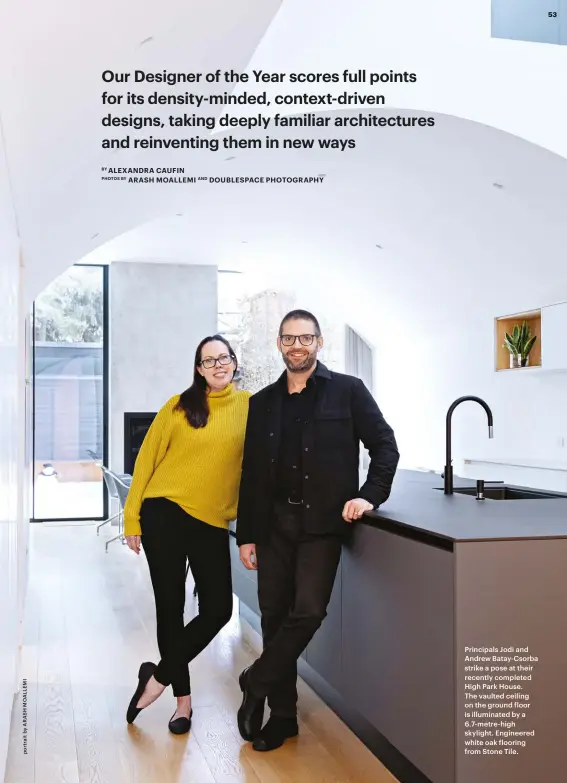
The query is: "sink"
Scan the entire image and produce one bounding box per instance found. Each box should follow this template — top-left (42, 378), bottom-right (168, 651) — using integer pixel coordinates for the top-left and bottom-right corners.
top-left (434, 486), bottom-right (567, 500)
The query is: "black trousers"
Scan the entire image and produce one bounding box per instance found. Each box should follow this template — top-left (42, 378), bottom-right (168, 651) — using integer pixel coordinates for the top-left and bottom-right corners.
top-left (249, 501), bottom-right (342, 718)
top-left (140, 497), bottom-right (233, 697)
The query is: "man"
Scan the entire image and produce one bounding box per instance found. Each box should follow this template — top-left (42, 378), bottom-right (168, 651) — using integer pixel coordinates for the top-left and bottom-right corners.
top-left (236, 309), bottom-right (399, 751)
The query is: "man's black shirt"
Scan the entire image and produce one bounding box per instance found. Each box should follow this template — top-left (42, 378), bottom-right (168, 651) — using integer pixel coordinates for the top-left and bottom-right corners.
top-left (236, 362), bottom-right (400, 545)
top-left (276, 371), bottom-right (318, 503)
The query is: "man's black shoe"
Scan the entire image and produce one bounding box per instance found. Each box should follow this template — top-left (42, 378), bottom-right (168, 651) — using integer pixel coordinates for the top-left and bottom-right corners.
top-left (237, 666), bottom-right (265, 741)
top-left (252, 716), bottom-right (299, 751)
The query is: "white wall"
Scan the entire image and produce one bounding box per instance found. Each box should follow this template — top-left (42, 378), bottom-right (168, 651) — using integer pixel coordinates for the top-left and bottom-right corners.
top-left (0, 121), bottom-right (22, 779)
top-left (300, 249), bottom-right (567, 490)
top-left (16, 303), bottom-right (32, 673)
top-left (109, 262), bottom-right (218, 472)
top-left (378, 276), bottom-right (567, 480)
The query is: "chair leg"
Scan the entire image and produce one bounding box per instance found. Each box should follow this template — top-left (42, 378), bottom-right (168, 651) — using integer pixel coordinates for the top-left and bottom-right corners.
top-left (105, 533), bottom-right (122, 552)
top-left (97, 511), bottom-right (119, 535)
top-left (119, 510), bottom-right (126, 544)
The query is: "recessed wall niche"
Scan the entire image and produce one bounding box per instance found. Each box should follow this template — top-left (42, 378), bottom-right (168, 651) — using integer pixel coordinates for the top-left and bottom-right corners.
top-left (494, 310), bottom-right (542, 371)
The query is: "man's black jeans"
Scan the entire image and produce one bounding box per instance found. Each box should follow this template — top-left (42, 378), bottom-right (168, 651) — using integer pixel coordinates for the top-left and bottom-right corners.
top-left (250, 501), bottom-right (342, 718)
top-left (140, 497), bottom-right (233, 697)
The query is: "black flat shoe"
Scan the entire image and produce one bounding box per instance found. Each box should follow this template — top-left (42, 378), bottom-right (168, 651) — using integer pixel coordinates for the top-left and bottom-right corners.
top-left (126, 661), bottom-right (157, 724)
top-left (168, 708), bottom-right (193, 735)
top-left (237, 666), bottom-right (265, 741)
top-left (252, 716), bottom-right (299, 752)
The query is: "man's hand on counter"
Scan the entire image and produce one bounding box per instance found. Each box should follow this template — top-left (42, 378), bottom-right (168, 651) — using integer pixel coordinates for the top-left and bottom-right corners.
top-left (240, 543), bottom-right (257, 570)
top-left (342, 498), bottom-right (373, 522)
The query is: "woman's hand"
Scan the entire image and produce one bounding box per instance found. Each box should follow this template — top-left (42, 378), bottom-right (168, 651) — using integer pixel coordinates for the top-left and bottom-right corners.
top-left (239, 543), bottom-right (257, 570)
top-left (126, 535), bottom-right (141, 554)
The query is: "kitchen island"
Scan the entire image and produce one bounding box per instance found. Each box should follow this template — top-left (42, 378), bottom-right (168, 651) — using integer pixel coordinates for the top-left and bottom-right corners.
top-left (229, 469), bottom-right (567, 783)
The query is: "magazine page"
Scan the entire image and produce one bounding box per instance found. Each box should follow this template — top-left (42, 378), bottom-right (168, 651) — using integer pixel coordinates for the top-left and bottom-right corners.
top-left (0, 1), bottom-right (566, 782)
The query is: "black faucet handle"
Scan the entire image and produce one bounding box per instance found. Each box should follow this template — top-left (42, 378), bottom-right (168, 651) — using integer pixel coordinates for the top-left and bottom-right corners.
top-left (476, 479), bottom-right (485, 500)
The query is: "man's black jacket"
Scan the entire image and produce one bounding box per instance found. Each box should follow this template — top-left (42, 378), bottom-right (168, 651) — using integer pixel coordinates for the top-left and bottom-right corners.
top-left (236, 362), bottom-right (400, 545)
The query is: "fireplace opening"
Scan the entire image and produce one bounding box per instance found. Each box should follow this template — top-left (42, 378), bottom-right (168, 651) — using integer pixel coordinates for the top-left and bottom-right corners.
top-left (124, 412), bottom-right (156, 475)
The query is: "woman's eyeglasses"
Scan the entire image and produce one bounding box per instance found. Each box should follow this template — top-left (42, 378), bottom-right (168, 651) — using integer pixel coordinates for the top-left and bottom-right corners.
top-left (280, 334), bottom-right (317, 347)
top-left (200, 353), bottom-right (234, 369)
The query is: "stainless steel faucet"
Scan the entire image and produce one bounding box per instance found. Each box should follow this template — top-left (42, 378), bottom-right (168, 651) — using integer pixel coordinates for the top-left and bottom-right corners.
top-left (444, 396), bottom-right (494, 494)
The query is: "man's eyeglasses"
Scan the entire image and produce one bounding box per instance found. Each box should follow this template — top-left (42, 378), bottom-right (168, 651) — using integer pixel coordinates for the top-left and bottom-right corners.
top-left (280, 334), bottom-right (317, 347)
top-left (199, 353), bottom-right (234, 369)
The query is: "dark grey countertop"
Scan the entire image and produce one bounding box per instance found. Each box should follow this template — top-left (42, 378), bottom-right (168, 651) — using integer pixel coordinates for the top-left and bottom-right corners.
top-left (364, 469), bottom-right (567, 543)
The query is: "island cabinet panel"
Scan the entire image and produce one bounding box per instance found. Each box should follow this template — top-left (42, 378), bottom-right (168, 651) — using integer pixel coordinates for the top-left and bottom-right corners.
top-left (229, 533), bottom-right (309, 660)
top-left (455, 539), bottom-right (567, 783)
top-left (342, 525), bottom-right (455, 783)
top-left (304, 557), bottom-right (343, 693)
top-left (229, 534), bottom-right (260, 616)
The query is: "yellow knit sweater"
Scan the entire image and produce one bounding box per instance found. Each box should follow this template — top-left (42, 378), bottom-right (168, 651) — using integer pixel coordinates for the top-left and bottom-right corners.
top-left (123, 383), bottom-right (251, 537)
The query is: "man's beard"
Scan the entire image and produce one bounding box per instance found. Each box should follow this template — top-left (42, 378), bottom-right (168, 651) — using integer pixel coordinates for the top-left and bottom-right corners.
top-left (283, 352), bottom-right (317, 373)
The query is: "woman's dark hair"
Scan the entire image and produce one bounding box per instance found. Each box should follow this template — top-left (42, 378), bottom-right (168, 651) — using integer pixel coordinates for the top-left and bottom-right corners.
top-left (175, 334), bottom-right (237, 428)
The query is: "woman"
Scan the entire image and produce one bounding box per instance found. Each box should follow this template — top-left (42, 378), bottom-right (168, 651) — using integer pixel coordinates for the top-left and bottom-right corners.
top-left (123, 335), bottom-right (250, 735)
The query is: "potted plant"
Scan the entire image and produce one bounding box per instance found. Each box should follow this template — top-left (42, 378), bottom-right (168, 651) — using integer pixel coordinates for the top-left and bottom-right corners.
top-left (503, 321), bottom-right (537, 368)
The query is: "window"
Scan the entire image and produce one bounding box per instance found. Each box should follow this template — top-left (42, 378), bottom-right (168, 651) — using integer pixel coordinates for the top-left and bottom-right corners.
top-left (218, 269), bottom-right (345, 393)
top-left (32, 264), bottom-right (108, 521)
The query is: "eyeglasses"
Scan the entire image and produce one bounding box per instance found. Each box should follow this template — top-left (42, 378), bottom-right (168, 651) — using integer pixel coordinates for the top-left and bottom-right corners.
top-left (200, 353), bottom-right (234, 369)
top-left (280, 334), bottom-right (317, 347)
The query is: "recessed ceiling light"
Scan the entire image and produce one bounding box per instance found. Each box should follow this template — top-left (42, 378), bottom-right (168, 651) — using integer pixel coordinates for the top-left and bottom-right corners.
top-left (140, 36), bottom-right (153, 45)
top-left (176, 213), bottom-right (183, 217)
top-left (375, 244), bottom-right (383, 249)
top-left (493, 182), bottom-right (504, 189)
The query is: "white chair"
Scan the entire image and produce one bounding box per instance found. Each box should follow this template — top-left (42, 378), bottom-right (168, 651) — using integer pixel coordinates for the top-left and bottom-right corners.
top-left (103, 473), bottom-right (197, 599)
top-left (105, 472), bottom-right (132, 552)
top-left (98, 467), bottom-right (121, 534)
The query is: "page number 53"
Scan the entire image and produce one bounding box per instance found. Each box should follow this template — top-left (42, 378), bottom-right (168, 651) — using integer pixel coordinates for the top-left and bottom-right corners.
top-left (548, 10), bottom-right (557, 15)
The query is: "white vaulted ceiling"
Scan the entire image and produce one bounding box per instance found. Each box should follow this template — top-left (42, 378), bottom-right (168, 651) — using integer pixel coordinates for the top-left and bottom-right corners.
top-left (80, 111), bottom-right (567, 308)
top-left (0, 0), bottom-right (283, 299)
top-left (0, 0), bottom-right (566, 303)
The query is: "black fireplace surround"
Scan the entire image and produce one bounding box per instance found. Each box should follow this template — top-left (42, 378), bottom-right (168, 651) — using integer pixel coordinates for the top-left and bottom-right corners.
top-left (124, 412), bottom-right (156, 475)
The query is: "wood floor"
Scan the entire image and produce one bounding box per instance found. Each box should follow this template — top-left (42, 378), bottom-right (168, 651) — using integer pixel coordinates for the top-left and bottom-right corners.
top-left (4, 523), bottom-right (399, 783)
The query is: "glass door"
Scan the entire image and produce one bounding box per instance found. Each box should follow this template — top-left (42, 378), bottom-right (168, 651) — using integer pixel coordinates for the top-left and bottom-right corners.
top-left (32, 264), bottom-right (108, 521)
